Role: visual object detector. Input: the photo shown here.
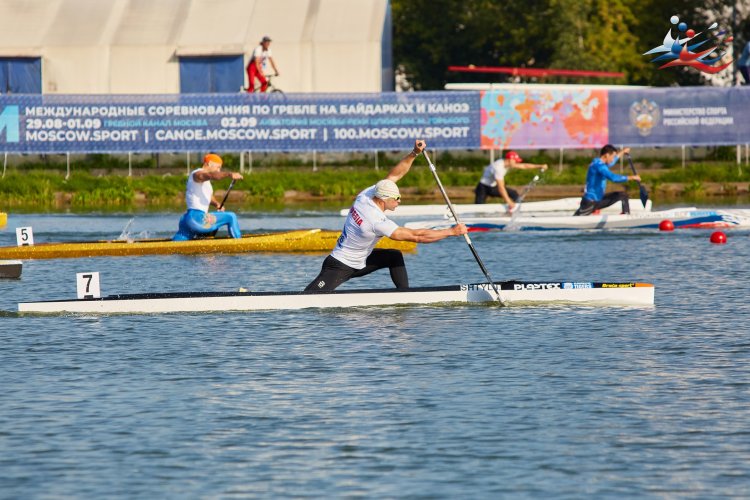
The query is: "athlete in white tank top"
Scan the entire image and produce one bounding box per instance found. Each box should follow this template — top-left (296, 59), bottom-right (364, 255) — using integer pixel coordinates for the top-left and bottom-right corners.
top-left (185, 168), bottom-right (213, 212)
top-left (172, 154), bottom-right (245, 241)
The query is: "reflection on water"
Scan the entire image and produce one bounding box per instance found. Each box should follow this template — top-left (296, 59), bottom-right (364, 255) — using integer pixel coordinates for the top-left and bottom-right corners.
top-left (1, 213), bottom-right (749, 497)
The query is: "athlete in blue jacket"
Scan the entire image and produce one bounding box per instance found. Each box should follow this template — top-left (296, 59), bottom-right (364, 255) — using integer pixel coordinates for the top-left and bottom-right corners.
top-left (574, 144), bottom-right (640, 216)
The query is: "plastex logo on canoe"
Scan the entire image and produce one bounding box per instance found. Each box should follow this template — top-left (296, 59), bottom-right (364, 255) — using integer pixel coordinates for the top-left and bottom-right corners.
top-left (513, 283), bottom-right (561, 290)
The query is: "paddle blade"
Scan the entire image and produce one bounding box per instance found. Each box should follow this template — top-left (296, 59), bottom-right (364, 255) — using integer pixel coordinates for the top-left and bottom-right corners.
top-left (639, 184), bottom-right (649, 206)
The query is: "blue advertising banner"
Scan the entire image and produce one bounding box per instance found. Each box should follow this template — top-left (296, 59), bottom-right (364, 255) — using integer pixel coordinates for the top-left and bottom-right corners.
top-left (0, 92), bottom-right (480, 154)
top-left (609, 87), bottom-right (750, 146)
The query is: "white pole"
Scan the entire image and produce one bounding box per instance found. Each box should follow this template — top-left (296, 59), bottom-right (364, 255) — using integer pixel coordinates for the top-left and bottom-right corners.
top-left (186, 152), bottom-right (190, 175)
top-left (681, 145), bottom-right (686, 169)
top-left (490, 148), bottom-right (494, 163)
top-left (128, 152), bottom-right (132, 177)
top-left (375, 149), bottom-right (379, 171)
top-left (66, 152), bottom-right (70, 180)
top-left (313, 150), bottom-right (317, 172)
top-left (239, 151), bottom-right (245, 174)
top-left (558, 147), bottom-right (563, 173)
top-left (739, 144), bottom-right (745, 177)
top-left (248, 151), bottom-right (253, 174)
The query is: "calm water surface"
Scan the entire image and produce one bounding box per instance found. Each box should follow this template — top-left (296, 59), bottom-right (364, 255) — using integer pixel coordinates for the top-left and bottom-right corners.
top-left (1, 210), bottom-right (749, 498)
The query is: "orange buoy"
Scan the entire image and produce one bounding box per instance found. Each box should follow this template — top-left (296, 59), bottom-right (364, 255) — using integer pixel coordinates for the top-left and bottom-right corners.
top-left (659, 220), bottom-right (675, 231)
top-left (710, 231), bottom-right (727, 244)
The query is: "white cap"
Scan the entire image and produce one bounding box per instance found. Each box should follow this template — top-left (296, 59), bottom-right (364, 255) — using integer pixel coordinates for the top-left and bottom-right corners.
top-left (374, 179), bottom-right (400, 200)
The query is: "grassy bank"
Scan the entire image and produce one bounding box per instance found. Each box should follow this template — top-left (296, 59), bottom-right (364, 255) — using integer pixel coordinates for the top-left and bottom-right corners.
top-left (1, 152), bottom-right (749, 210)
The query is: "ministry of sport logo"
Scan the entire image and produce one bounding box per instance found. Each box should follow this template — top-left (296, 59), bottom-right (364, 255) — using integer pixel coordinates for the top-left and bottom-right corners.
top-left (629, 99), bottom-right (660, 137)
top-left (0, 105), bottom-right (20, 142)
top-left (643, 15), bottom-right (734, 74)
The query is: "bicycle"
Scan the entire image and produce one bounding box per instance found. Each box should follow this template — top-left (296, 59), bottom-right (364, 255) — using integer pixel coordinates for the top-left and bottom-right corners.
top-left (240, 75), bottom-right (284, 94)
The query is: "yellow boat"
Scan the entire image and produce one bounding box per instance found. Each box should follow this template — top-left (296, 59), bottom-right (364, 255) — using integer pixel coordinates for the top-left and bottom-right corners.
top-left (0, 212), bottom-right (6, 227)
top-left (0, 229), bottom-right (416, 260)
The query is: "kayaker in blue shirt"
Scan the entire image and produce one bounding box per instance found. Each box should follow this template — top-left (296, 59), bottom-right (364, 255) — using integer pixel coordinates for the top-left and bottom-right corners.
top-left (574, 144), bottom-right (640, 216)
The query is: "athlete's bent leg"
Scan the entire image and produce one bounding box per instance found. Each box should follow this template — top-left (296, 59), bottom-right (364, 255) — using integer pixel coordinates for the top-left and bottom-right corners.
top-left (351, 249), bottom-right (409, 289)
top-left (212, 211), bottom-right (242, 238)
top-left (574, 198), bottom-right (595, 216)
top-left (474, 184), bottom-right (488, 204)
top-left (595, 192), bottom-right (629, 214)
top-left (172, 213), bottom-right (195, 241)
top-left (304, 255), bottom-right (357, 291)
top-left (182, 209), bottom-right (241, 238)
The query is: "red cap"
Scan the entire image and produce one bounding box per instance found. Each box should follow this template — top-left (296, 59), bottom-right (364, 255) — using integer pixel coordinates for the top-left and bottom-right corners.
top-left (505, 151), bottom-right (522, 163)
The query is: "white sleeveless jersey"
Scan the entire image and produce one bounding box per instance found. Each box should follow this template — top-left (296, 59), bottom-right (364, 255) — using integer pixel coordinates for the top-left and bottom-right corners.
top-left (185, 168), bottom-right (213, 212)
top-left (478, 159), bottom-right (507, 187)
top-left (331, 185), bottom-right (399, 269)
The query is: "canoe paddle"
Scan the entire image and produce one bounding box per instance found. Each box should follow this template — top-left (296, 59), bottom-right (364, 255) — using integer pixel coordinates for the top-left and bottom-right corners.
top-left (422, 149), bottom-right (505, 304)
top-left (511, 172), bottom-right (542, 213)
top-left (625, 153), bottom-right (649, 208)
top-left (208, 179), bottom-right (236, 237)
top-left (505, 173), bottom-right (542, 229)
top-left (217, 178), bottom-right (236, 210)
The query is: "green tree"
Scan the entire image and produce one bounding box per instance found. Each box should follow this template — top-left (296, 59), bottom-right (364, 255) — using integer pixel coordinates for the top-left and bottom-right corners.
top-left (547, 0), bottom-right (647, 84)
top-left (392, 0), bottom-right (738, 89)
top-left (393, 0), bottom-right (555, 89)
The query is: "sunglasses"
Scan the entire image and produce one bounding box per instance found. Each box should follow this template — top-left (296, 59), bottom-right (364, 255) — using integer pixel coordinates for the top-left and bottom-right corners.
top-left (390, 195), bottom-right (401, 202)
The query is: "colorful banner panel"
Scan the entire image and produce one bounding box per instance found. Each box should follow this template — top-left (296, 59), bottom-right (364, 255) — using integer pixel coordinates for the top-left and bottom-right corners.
top-left (0, 92), bottom-right (480, 153)
top-left (609, 87), bottom-right (750, 146)
top-left (480, 89), bottom-right (608, 150)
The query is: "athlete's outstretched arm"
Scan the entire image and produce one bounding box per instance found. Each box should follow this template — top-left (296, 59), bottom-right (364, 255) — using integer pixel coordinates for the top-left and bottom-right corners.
top-left (385, 139), bottom-right (426, 183)
top-left (390, 223), bottom-right (467, 243)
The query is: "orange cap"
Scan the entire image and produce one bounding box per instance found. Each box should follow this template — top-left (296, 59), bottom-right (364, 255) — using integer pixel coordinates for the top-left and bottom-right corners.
top-left (203, 153), bottom-right (223, 166)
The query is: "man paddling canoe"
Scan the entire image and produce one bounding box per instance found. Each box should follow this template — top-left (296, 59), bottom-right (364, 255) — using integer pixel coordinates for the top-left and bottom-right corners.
top-left (574, 145), bottom-right (640, 216)
top-left (173, 154), bottom-right (244, 241)
top-left (305, 140), bottom-right (467, 292)
top-left (474, 151), bottom-right (547, 210)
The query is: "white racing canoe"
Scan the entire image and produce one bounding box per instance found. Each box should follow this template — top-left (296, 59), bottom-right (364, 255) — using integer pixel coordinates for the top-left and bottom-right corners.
top-left (405, 208), bottom-right (750, 231)
top-left (340, 197), bottom-right (652, 218)
top-left (18, 281), bottom-right (654, 314)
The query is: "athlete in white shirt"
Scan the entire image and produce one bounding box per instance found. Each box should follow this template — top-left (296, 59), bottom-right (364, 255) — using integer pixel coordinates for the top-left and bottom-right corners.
top-left (305, 140), bottom-right (468, 292)
top-left (173, 154), bottom-right (244, 241)
top-left (475, 151), bottom-right (547, 209)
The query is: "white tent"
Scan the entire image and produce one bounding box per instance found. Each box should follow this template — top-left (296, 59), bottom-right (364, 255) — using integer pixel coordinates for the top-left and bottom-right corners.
top-left (0, 0), bottom-right (392, 94)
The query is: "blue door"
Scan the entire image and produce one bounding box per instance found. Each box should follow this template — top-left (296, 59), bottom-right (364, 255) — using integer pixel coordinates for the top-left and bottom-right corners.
top-left (179, 56), bottom-right (244, 93)
top-left (0, 58), bottom-right (42, 94)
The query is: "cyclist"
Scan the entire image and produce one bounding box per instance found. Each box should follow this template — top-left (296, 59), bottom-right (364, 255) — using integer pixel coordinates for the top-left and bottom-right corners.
top-left (246, 36), bottom-right (280, 93)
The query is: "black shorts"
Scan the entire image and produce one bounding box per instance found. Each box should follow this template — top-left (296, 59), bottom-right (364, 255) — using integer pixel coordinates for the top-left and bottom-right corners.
top-left (474, 183), bottom-right (519, 204)
top-left (304, 249), bottom-right (408, 291)
top-left (574, 191), bottom-right (630, 216)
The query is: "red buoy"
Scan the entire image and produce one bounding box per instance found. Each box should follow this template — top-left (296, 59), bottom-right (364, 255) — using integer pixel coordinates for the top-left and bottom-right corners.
top-left (659, 220), bottom-right (675, 231)
top-left (710, 231), bottom-right (727, 244)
